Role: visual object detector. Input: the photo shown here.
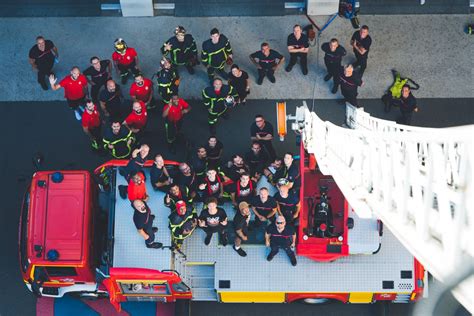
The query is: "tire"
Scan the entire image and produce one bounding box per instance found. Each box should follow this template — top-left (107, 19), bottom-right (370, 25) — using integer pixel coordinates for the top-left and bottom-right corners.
top-left (299, 297), bottom-right (332, 305)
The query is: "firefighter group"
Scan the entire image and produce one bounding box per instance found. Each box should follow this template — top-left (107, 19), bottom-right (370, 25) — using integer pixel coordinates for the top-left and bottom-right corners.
top-left (28, 23), bottom-right (418, 266)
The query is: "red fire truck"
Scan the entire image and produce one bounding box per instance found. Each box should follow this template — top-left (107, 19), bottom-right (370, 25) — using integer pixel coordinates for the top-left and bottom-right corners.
top-left (19, 150), bottom-right (425, 312)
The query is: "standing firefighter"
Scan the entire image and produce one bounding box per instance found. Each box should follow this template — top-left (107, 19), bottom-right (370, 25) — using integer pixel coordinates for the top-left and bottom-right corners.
top-left (162, 94), bottom-right (191, 153)
top-left (202, 28), bottom-right (233, 84)
top-left (161, 26), bottom-right (199, 75)
top-left (202, 78), bottom-right (237, 135)
top-left (169, 201), bottom-right (197, 250)
top-left (156, 57), bottom-right (180, 105)
top-left (321, 38), bottom-right (346, 94)
top-left (112, 38), bottom-right (139, 84)
top-left (102, 121), bottom-right (135, 159)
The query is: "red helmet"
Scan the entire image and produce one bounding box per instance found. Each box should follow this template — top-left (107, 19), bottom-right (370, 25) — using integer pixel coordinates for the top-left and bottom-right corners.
top-left (176, 200), bottom-right (186, 215)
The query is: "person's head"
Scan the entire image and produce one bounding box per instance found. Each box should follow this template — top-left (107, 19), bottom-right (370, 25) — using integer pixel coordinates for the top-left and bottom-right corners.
top-left (160, 57), bottom-right (171, 69)
top-left (206, 197), bottom-right (218, 211)
top-left (171, 94), bottom-right (179, 106)
top-left (169, 184), bottom-right (180, 196)
top-left (133, 199), bottom-right (146, 212)
top-left (208, 136), bottom-right (217, 148)
top-left (111, 121), bottom-right (121, 134)
top-left (329, 38), bottom-right (339, 52)
top-left (275, 215), bottom-right (286, 229)
top-left (154, 154), bottom-right (164, 167)
top-left (213, 78), bottom-right (223, 91)
top-left (232, 154), bottom-right (243, 166)
top-left (139, 144), bottom-right (150, 158)
top-left (401, 85), bottom-right (411, 98)
top-left (240, 173), bottom-right (250, 186)
top-left (106, 79), bottom-right (116, 92)
top-left (175, 26), bottom-right (186, 42)
top-left (134, 73), bottom-right (144, 86)
top-left (251, 141), bottom-right (261, 153)
top-left (90, 56), bottom-right (101, 71)
top-left (210, 28), bottom-right (220, 44)
top-left (239, 201), bottom-right (251, 217)
top-left (70, 66), bottom-right (81, 80)
top-left (231, 64), bottom-right (241, 77)
top-left (360, 25), bottom-right (369, 39)
top-left (132, 101), bottom-right (143, 114)
top-left (175, 200), bottom-right (187, 216)
top-left (179, 162), bottom-right (191, 175)
top-left (344, 64), bottom-right (354, 77)
top-left (197, 146), bottom-right (207, 159)
top-left (272, 157), bottom-right (283, 169)
top-left (259, 187), bottom-right (269, 200)
top-left (114, 38), bottom-right (127, 53)
top-left (278, 181), bottom-right (289, 195)
top-left (36, 36), bottom-right (46, 50)
top-left (284, 152), bottom-right (294, 167)
top-left (85, 99), bottom-right (95, 112)
top-left (255, 114), bottom-right (265, 128)
top-left (131, 172), bottom-right (143, 185)
top-left (293, 24), bottom-right (302, 37)
top-left (206, 169), bottom-right (217, 181)
top-left (261, 42), bottom-right (270, 55)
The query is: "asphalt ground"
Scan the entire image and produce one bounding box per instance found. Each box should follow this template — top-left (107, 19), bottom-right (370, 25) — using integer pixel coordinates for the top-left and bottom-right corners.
top-left (0, 98), bottom-right (472, 315)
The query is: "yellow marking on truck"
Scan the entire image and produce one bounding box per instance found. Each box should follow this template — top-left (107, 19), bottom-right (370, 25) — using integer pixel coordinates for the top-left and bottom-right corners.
top-left (349, 292), bottom-right (373, 303)
top-left (219, 292), bottom-right (285, 303)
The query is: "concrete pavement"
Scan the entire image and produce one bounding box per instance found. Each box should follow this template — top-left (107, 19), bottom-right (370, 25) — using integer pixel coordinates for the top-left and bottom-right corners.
top-left (2, 14), bottom-right (473, 102)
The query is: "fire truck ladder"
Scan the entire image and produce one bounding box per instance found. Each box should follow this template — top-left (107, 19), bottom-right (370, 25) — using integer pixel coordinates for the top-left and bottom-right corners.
top-left (293, 102), bottom-right (474, 313)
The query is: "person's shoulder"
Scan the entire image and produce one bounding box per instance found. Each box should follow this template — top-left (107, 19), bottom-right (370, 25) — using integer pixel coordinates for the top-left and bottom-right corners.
top-left (220, 34), bottom-right (229, 42)
top-left (242, 70), bottom-right (249, 78)
top-left (217, 207), bottom-right (227, 214)
top-left (83, 66), bottom-right (93, 75)
top-left (128, 47), bottom-right (137, 54)
top-left (265, 223), bottom-right (275, 233)
top-left (286, 225), bottom-right (296, 234)
top-left (250, 50), bottom-right (260, 57)
top-left (29, 45), bottom-right (38, 55)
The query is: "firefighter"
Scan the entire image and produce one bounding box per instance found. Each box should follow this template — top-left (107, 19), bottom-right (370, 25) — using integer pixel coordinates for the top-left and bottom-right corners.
top-left (150, 154), bottom-right (172, 192)
top-left (285, 24), bottom-right (309, 75)
top-left (112, 38), bottom-right (139, 84)
top-left (49, 66), bottom-right (88, 121)
top-left (201, 28), bottom-right (233, 83)
top-left (396, 85), bottom-right (419, 125)
top-left (169, 201), bottom-right (197, 250)
top-left (202, 78), bottom-right (237, 135)
top-left (123, 101), bottom-right (148, 139)
top-left (190, 147), bottom-right (208, 180)
top-left (245, 141), bottom-right (269, 180)
top-left (130, 73), bottom-right (155, 110)
top-left (156, 57), bottom-right (180, 106)
top-left (250, 114), bottom-right (276, 161)
top-left (132, 200), bottom-right (162, 249)
top-left (102, 121), bottom-right (135, 159)
top-left (198, 169), bottom-right (225, 203)
top-left (229, 173), bottom-right (256, 209)
top-left (251, 187), bottom-right (278, 227)
top-left (350, 25), bottom-right (372, 78)
top-left (249, 42), bottom-right (285, 85)
top-left (198, 197), bottom-right (228, 246)
top-left (321, 38), bottom-right (346, 94)
top-left (274, 179), bottom-right (301, 225)
top-left (161, 26), bottom-right (199, 74)
top-left (282, 152), bottom-right (301, 192)
top-left (99, 79), bottom-right (125, 121)
top-left (162, 94), bottom-right (191, 153)
top-left (81, 99), bottom-right (102, 151)
top-left (336, 64), bottom-right (363, 108)
top-left (128, 171), bottom-right (148, 202)
top-left (29, 36), bottom-right (58, 90)
top-left (265, 215), bottom-right (297, 266)
top-left (233, 201), bottom-right (251, 257)
top-left (165, 184), bottom-right (193, 211)
top-left (83, 56), bottom-right (112, 104)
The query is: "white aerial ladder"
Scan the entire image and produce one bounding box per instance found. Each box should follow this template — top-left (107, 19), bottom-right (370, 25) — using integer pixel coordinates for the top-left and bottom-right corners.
top-left (290, 102), bottom-right (474, 313)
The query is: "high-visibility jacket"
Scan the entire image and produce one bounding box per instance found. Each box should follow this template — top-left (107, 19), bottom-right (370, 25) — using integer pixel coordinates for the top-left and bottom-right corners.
top-left (202, 84), bottom-right (237, 116)
top-left (169, 207), bottom-right (197, 241)
top-left (102, 125), bottom-right (134, 159)
top-left (164, 186), bottom-right (193, 210)
top-left (201, 34), bottom-right (232, 69)
top-left (156, 67), bottom-right (179, 97)
top-left (161, 34), bottom-right (198, 66)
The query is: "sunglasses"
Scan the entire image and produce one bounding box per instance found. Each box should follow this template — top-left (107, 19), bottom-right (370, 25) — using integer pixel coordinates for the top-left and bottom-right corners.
top-left (276, 222), bottom-right (285, 225)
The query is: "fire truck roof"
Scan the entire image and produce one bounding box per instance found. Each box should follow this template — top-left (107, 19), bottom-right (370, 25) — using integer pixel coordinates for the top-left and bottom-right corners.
top-left (29, 171), bottom-right (91, 264)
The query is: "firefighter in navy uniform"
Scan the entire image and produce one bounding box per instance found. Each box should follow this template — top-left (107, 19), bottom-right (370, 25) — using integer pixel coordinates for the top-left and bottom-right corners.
top-left (202, 78), bottom-right (238, 135)
top-left (164, 184), bottom-right (193, 211)
top-left (169, 201), bottom-right (197, 250)
top-left (161, 26), bottom-right (199, 75)
top-left (102, 121), bottom-right (135, 159)
top-left (156, 57), bottom-right (180, 106)
top-left (202, 28), bottom-right (233, 83)
top-left (336, 64), bottom-right (363, 108)
top-left (321, 38), bottom-right (346, 94)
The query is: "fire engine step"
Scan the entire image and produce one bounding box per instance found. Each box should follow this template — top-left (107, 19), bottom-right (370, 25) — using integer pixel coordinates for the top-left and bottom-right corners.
top-left (185, 263), bottom-right (217, 301)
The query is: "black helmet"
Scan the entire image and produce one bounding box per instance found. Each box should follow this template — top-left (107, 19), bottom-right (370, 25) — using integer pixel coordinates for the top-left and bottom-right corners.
top-left (114, 38), bottom-right (127, 53)
top-left (175, 26), bottom-right (186, 36)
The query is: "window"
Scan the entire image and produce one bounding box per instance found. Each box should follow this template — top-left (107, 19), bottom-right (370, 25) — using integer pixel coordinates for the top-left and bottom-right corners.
top-left (20, 192), bottom-right (30, 273)
top-left (45, 266), bottom-right (77, 277)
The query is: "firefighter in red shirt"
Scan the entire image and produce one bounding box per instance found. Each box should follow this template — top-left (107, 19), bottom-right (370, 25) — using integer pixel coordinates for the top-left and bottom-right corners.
top-left (49, 66), bottom-right (88, 121)
top-left (81, 100), bottom-right (102, 151)
top-left (130, 73), bottom-right (155, 110)
top-left (124, 101), bottom-right (148, 137)
top-left (112, 38), bottom-right (139, 84)
top-left (162, 94), bottom-right (191, 153)
top-left (128, 171), bottom-right (148, 202)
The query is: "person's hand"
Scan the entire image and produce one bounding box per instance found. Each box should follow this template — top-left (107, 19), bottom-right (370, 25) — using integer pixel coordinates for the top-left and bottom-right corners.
top-left (132, 148), bottom-right (140, 156)
top-left (414, 107), bottom-right (419, 112)
top-left (49, 74), bottom-right (57, 86)
top-left (165, 194), bottom-right (171, 204)
top-left (221, 218), bottom-right (228, 226)
top-left (246, 86), bottom-right (250, 92)
top-left (256, 134), bottom-right (261, 140)
top-left (291, 243), bottom-right (295, 248)
top-left (198, 220), bottom-right (206, 228)
top-left (293, 213), bottom-right (299, 219)
top-left (108, 144), bottom-right (114, 149)
top-left (32, 64), bottom-right (38, 71)
top-left (258, 215), bottom-right (266, 222)
top-left (164, 42), bottom-right (172, 51)
top-left (199, 183), bottom-right (206, 190)
top-left (242, 235), bottom-right (248, 241)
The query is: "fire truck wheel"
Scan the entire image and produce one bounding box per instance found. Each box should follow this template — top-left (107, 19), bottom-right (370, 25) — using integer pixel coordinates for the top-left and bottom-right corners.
top-left (299, 297), bottom-right (332, 305)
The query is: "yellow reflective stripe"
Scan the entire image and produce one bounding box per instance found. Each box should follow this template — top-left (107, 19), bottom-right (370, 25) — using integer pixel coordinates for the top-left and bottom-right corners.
top-left (219, 292), bottom-right (285, 303)
top-left (349, 292), bottom-right (373, 303)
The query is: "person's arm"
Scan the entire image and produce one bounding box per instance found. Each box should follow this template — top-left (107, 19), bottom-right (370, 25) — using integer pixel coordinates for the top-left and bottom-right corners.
top-left (52, 45), bottom-right (59, 59)
top-left (107, 60), bottom-right (112, 76)
top-left (201, 45), bottom-right (209, 66)
top-left (49, 75), bottom-right (62, 91)
top-left (134, 54), bottom-right (139, 68)
top-left (258, 133), bottom-right (273, 141)
top-left (276, 203), bottom-right (282, 216)
top-left (221, 216), bottom-right (228, 226)
top-left (249, 53), bottom-right (261, 68)
top-left (245, 78), bottom-right (250, 92)
top-left (29, 58), bottom-right (37, 70)
top-left (113, 59), bottom-right (120, 74)
top-left (181, 100), bottom-right (191, 114)
top-left (82, 126), bottom-right (91, 137)
top-left (273, 56), bottom-right (285, 71)
top-left (293, 201), bottom-right (301, 219)
top-left (138, 229), bottom-right (149, 240)
top-left (291, 233), bottom-right (296, 248)
top-left (230, 192), bottom-right (237, 206)
top-left (100, 101), bottom-right (109, 116)
top-left (265, 232), bottom-right (271, 247)
top-left (82, 80), bottom-right (89, 97)
top-left (162, 105), bottom-right (170, 119)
